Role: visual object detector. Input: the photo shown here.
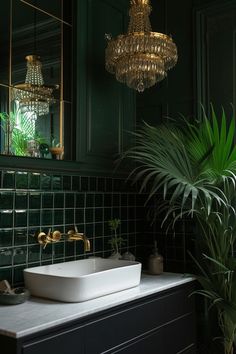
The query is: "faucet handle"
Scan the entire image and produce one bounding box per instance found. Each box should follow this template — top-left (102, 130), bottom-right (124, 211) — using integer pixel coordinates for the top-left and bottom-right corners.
top-left (51, 230), bottom-right (61, 242)
top-left (67, 229), bottom-right (84, 241)
top-left (36, 229), bottom-right (61, 249)
top-left (37, 231), bottom-right (47, 245)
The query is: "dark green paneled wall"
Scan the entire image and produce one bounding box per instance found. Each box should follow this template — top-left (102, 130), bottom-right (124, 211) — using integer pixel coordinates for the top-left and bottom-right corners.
top-left (137, 0), bottom-right (194, 126)
top-left (138, 0), bottom-right (236, 125)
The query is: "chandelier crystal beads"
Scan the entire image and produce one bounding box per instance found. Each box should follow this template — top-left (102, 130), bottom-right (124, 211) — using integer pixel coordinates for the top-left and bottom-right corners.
top-left (105, 0), bottom-right (178, 92)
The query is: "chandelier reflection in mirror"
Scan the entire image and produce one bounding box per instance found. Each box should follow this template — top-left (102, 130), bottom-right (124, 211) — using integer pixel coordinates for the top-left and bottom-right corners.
top-left (12, 55), bottom-right (57, 117)
top-left (105, 0), bottom-right (178, 92)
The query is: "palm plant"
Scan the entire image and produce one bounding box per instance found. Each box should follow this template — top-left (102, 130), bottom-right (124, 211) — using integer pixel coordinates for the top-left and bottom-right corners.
top-left (123, 107), bottom-right (236, 354)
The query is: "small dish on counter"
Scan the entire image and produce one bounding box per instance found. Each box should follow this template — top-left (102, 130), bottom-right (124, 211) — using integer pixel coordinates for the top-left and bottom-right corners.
top-left (0, 287), bottom-right (30, 305)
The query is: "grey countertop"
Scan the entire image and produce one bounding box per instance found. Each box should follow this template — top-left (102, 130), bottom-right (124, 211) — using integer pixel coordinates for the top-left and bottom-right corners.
top-left (0, 272), bottom-right (194, 339)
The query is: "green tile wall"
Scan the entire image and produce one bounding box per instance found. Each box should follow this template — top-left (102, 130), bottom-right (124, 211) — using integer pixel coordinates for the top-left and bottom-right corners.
top-left (0, 170), bottom-right (142, 286)
top-left (0, 169), bottom-right (189, 287)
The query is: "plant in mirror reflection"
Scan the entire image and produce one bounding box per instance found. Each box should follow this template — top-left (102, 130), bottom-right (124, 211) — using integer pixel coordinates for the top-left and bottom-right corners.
top-left (123, 106), bottom-right (236, 354)
top-left (0, 102), bottom-right (46, 156)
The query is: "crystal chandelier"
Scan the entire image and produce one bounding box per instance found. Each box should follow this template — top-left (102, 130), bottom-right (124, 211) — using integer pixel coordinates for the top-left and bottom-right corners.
top-left (12, 55), bottom-right (55, 116)
top-left (105, 0), bottom-right (178, 92)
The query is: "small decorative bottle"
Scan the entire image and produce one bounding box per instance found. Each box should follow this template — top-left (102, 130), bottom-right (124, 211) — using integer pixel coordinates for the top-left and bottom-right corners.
top-left (148, 241), bottom-right (163, 275)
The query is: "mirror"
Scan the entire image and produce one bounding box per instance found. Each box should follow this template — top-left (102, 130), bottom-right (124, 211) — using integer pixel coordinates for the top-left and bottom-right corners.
top-left (0, 0), bottom-right (72, 160)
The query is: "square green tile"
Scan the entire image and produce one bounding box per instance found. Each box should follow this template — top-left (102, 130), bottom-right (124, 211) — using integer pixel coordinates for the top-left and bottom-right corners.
top-left (112, 194), bottom-right (120, 206)
top-left (104, 207), bottom-right (112, 221)
top-left (104, 221), bottom-right (112, 236)
top-left (95, 208), bottom-right (103, 222)
top-left (54, 210), bottom-right (64, 225)
top-left (13, 265), bottom-right (25, 285)
top-left (85, 223), bottom-right (94, 237)
top-left (65, 241), bottom-right (74, 257)
top-left (76, 193), bottom-right (85, 208)
top-left (121, 220), bottom-right (128, 234)
top-left (14, 229), bottom-right (27, 245)
top-left (53, 242), bottom-right (64, 259)
top-left (0, 267), bottom-right (12, 284)
top-left (112, 207), bottom-right (120, 219)
top-left (29, 192), bottom-right (41, 209)
top-left (86, 194), bottom-right (94, 207)
top-left (28, 228), bottom-right (39, 245)
top-left (95, 194), bottom-right (103, 207)
top-left (81, 177), bottom-right (89, 191)
top-left (65, 193), bottom-right (75, 208)
top-left (15, 192), bottom-right (28, 209)
top-left (94, 237), bottom-right (103, 252)
top-left (128, 194), bottom-right (136, 206)
top-left (121, 194), bottom-right (128, 206)
top-left (89, 177), bottom-right (96, 191)
top-left (72, 176), bottom-right (80, 191)
top-left (52, 175), bottom-right (62, 190)
top-left (29, 210), bottom-right (40, 226)
top-left (42, 193), bottom-right (53, 208)
top-left (13, 247), bottom-right (27, 265)
top-left (29, 173), bottom-right (41, 189)
top-left (104, 194), bottom-right (112, 207)
top-left (0, 229), bottom-right (13, 247)
top-left (2, 171), bottom-right (15, 188)
top-left (41, 243), bottom-right (53, 260)
top-left (75, 238), bottom-right (86, 254)
top-left (97, 178), bottom-right (105, 192)
top-left (75, 209), bottom-right (84, 224)
top-left (42, 210), bottom-right (53, 225)
top-left (95, 222), bottom-right (103, 237)
top-left (15, 172), bottom-right (28, 189)
top-left (0, 192), bottom-right (14, 209)
top-left (85, 208), bottom-right (94, 223)
top-left (28, 245), bottom-right (41, 262)
top-left (65, 209), bottom-right (74, 224)
top-left (104, 237), bottom-right (112, 252)
top-left (54, 193), bottom-right (64, 208)
top-left (63, 176), bottom-right (71, 190)
top-left (41, 174), bottom-right (52, 190)
top-left (121, 207), bottom-right (128, 220)
top-left (15, 210), bottom-right (27, 227)
top-left (106, 178), bottom-right (112, 192)
top-left (0, 211), bottom-right (13, 228)
top-left (0, 249), bottom-right (12, 266)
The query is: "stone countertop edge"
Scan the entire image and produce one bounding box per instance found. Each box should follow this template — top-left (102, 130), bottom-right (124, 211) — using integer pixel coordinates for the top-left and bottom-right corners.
top-left (0, 272), bottom-right (195, 339)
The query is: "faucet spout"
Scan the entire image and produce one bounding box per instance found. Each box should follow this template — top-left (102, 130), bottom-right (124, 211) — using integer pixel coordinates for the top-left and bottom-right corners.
top-left (67, 228), bottom-right (91, 252)
top-left (83, 237), bottom-right (91, 252)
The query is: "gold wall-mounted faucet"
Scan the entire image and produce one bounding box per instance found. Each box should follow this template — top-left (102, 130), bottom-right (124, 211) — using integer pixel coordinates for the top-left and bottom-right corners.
top-left (37, 229), bottom-right (61, 249)
top-left (67, 226), bottom-right (91, 252)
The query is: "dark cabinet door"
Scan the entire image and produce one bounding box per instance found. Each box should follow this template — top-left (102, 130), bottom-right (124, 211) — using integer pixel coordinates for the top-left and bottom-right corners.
top-left (115, 313), bottom-right (196, 354)
top-left (84, 287), bottom-right (196, 354)
top-left (22, 326), bottom-right (84, 354)
top-left (75, 0), bottom-right (135, 175)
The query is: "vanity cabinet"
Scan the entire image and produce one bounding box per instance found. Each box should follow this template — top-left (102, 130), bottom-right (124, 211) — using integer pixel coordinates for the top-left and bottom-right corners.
top-left (1, 282), bottom-right (196, 354)
top-left (75, 0), bottom-right (135, 175)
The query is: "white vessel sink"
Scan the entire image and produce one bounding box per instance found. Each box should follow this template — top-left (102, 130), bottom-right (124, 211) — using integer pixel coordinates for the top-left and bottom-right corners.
top-left (24, 258), bottom-right (142, 302)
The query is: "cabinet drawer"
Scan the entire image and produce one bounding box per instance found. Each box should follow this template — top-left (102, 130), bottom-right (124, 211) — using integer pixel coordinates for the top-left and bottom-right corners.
top-left (111, 313), bottom-right (196, 354)
top-left (85, 286), bottom-right (195, 354)
top-left (22, 326), bottom-right (84, 354)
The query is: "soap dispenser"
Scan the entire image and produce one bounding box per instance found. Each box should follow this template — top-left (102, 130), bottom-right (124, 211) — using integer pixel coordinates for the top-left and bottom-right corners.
top-left (148, 241), bottom-right (163, 275)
